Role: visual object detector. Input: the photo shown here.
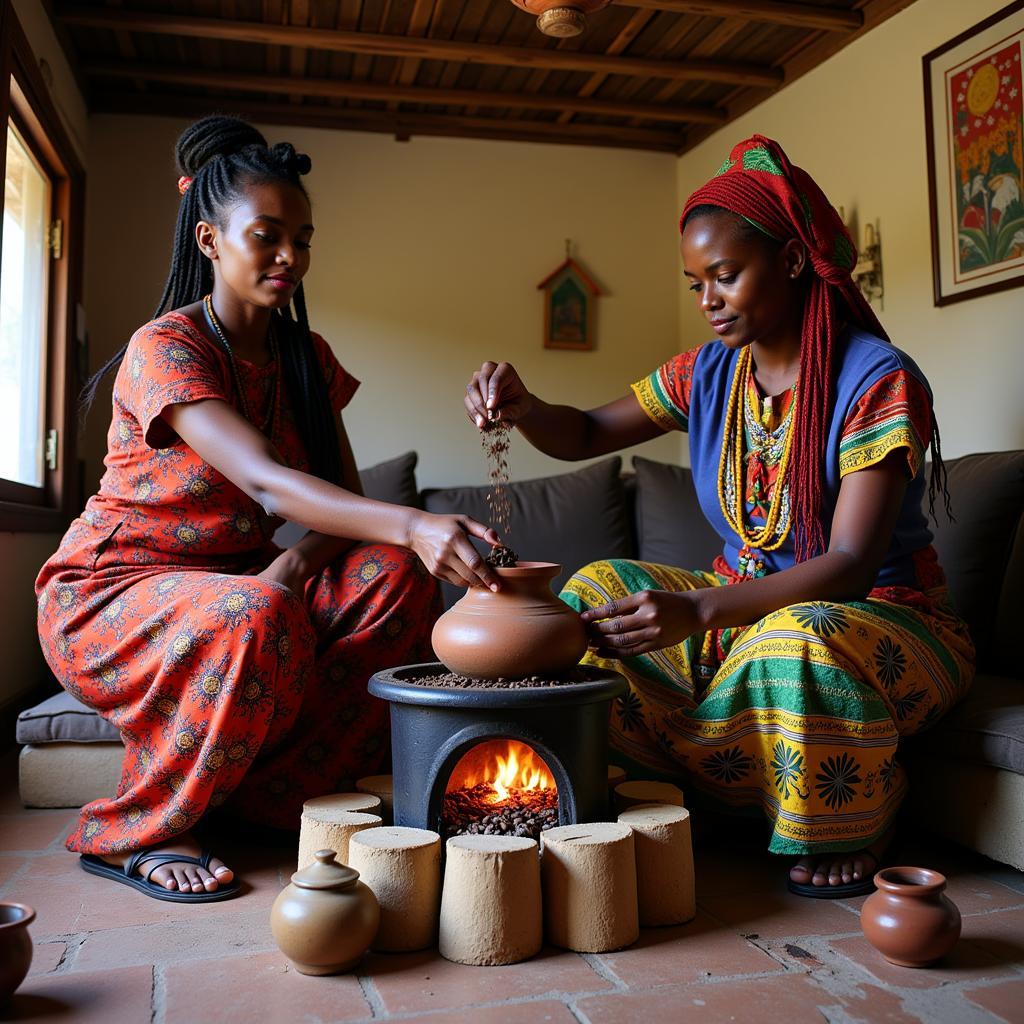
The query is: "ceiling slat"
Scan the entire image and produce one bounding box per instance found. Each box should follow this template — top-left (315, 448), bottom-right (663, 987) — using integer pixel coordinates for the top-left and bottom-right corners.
top-left (86, 60), bottom-right (728, 123)
top-left (93, 91), bottom-right (687, 150)
top-left (615, 0), bottom-right (860, 31)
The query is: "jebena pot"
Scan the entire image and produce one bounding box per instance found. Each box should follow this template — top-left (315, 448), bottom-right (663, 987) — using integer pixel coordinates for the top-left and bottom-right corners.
top-left (270, 849), bottom-right (380, 975)
top-left (0, 902), bottom-right (35, 1004)
top-left (431, 562), bottom-right (587, 679)
top-left (860, 867), bottom-right (961, 968)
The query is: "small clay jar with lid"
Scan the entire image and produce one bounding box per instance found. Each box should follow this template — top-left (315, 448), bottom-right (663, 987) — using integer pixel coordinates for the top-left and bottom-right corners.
top-left (860, 867), bottom-right (961, 967)
top-left (271, 849), bottom-right (380, 975)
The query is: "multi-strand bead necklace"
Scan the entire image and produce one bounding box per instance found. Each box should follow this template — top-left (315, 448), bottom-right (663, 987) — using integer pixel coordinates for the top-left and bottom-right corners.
top-left (716, 344), bottom-right (796, 579)
top-left (203, 293), bottom-right (282, 442)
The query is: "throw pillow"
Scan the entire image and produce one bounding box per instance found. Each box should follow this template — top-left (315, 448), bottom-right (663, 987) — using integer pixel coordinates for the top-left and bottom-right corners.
top-left (423, 457), bottom-right (633, 607)
top-left (632, 455), bottom-right (722, 570)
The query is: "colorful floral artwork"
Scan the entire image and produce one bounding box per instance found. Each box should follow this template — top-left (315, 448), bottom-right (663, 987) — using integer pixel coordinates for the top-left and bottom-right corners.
top-left (925, 2), bottom-right (1024, 304)
top-left (950, 42), bottom-right (1023, 273)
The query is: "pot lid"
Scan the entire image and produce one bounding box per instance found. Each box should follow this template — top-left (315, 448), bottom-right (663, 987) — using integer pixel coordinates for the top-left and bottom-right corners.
top-left (290, 849), bottom-right (360, 890)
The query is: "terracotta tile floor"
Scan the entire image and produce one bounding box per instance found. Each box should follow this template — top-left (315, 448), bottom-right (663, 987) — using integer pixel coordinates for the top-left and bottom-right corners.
top-left (2, 751), bottom-right (1022, 1024)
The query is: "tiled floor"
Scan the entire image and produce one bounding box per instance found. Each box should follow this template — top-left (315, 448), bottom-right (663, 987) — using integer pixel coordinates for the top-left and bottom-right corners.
top-left (2, 751), bottom-right (1023, 1024)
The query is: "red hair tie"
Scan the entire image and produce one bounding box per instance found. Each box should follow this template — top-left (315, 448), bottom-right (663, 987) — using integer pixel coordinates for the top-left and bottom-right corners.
top-left (177, 175), bottom-right (193, 196)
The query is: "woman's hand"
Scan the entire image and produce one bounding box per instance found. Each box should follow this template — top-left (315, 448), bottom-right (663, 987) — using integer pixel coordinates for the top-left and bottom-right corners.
top-left (256, 549), bottom-right (310, 601)
top-left (465, 361), bottom-right (533, 428)
top-left (581, 590), bottom-right (703, 658)
top-left (408, 511), bottom-right (501, 590)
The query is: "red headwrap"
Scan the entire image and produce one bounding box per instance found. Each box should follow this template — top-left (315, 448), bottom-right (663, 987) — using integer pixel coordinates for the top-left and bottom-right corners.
top-left (680, 135), bottom-right (889, 561)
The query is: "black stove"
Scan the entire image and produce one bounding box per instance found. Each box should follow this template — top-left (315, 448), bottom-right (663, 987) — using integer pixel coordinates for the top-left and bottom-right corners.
top-left (367, 663), bottom-right (627, 834)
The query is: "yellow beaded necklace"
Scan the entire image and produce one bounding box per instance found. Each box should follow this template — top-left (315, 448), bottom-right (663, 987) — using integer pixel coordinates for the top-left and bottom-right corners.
top-left (716, 345), bottom-right (796, 559)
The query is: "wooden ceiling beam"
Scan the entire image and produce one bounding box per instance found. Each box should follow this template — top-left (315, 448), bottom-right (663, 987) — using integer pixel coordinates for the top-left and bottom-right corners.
top-left (84, 60), bottom-right (728, 124)
top-left (91, 92), bottom-right (686, 152)
top-left (56, 6), bottom-right (783, 87)
top-left (613, 0), bottom-right (861, 32)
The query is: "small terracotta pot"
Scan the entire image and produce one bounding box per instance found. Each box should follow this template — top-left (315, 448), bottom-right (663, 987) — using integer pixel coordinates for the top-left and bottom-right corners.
top-left (431, 562), bottom-right (587, 679)
top-left (0, 902), bottom-right (35, 1004)
top-left (860, 867), bottom-right (961, 967)
top-left (270, 850), bottom-right (380, 975)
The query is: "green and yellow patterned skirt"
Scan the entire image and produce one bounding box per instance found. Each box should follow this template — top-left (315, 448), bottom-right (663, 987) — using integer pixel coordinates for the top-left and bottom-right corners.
top-left (561, 560), bottom-right (975, 855)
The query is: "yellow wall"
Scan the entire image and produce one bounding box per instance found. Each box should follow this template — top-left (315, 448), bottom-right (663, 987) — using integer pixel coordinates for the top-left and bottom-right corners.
top-left (676, 0), bottom-right (1024, 460)
top-left (1, 1), bottom-right (88, 710)
top-left (82, 116), bottom-right (681, 489)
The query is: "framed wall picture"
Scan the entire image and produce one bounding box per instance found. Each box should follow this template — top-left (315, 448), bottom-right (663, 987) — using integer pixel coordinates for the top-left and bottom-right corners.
top-left (537, 256), bottom-right (602, 351)
top-left (924, 1), bottom-right (1024, 306)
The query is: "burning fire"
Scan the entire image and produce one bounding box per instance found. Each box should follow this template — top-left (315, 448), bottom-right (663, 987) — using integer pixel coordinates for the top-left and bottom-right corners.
top-left (448, 740), bottom-right (555, 804)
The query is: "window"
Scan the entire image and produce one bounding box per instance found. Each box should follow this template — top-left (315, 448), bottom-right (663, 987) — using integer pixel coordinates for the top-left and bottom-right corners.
top-left (0, 1), bottom-right (84, 531)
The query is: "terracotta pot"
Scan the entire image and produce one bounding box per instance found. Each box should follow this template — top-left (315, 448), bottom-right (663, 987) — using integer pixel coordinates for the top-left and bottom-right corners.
top-left (270, 849), bottom-right (380, 975)
top-left (0, 902), bottom-right (35, 1004)
top-left (431, 562), bottom-right (587, 679)
top-left (860, 867), bottom-right (961, 967)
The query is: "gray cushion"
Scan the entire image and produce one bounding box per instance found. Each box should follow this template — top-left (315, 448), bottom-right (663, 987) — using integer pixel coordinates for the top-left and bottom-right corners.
top-left (17, 691), bottom-right (120, 745)
top-left (274, 450), bottom-right (421, 548)
top-left (632, 456), bottom-right (723, 570)
top-left (423, 457), bottom-right (633, 608)
top-left (930, 451), bottom-right (1024, 673)
top-left (359, 450), bottom-right (421, 508)
top-left (910, 674), bottom-right (1024, 775)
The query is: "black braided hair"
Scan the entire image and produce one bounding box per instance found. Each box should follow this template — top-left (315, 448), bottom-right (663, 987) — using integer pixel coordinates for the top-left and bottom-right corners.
top-left (80, 115), bottom-right (343, 485)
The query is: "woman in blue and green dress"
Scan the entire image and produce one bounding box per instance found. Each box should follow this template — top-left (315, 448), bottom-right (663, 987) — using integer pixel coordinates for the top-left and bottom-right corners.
top-left (464, 135), bottom-right (975, 898)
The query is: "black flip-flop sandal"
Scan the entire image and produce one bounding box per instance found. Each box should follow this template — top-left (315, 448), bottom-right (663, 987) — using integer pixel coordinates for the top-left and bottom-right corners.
top-left (79, 848), bottom-right (241, 903)
top-left (787, 853), bottom-right (878, 900)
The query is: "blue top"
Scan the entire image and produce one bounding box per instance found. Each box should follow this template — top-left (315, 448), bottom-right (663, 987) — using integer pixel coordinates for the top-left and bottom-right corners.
top-left (631, 328), bottom-right (937, 589)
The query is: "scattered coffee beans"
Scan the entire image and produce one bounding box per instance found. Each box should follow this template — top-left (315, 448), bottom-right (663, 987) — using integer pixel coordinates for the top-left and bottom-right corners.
top-left (481, 419), bottom-right (517, 564)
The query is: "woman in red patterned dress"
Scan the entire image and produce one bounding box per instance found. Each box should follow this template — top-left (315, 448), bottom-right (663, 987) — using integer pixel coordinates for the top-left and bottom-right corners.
top-left (35, 116), bottom-right (500, 902)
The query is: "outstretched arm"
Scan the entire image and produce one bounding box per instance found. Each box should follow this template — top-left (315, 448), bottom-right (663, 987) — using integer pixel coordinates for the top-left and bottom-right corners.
top-left (162, 397), bottom-right (500, 591)
top-left (465, 360), bottom-right (663, 461)
top-left (584, 451), bottom-right (909, 656)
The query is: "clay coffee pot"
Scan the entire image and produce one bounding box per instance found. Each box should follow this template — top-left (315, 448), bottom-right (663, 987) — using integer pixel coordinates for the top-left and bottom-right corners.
top-left (0, 902), bottom-right (35, 1004)
top-left (271, 849), bottom-right (380, 975)
top-left (432, 562), bottom-right (587, 679)
top-left (860, 867), bottom-right (961, 967)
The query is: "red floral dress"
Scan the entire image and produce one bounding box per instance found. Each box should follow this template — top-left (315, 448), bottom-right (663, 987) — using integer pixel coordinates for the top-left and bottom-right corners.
top-left (36, 313), bottom-right (440, 854)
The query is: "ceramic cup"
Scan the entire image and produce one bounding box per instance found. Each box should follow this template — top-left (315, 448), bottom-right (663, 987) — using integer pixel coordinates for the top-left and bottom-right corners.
top-left (0, 902), bottom-right (36, 1004)
top-left (860, 867), bottom-right (961, 967)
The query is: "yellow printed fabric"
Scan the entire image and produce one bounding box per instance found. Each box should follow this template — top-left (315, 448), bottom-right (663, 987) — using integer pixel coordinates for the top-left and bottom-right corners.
top-left (562, 560), bottom-right (974, 854)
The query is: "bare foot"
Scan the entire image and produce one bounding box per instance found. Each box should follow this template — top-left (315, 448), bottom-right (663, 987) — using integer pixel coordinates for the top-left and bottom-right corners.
top-left (100, 832), bottom-right (234, 893)
top-left (789, 828), bottom-right (892, 889)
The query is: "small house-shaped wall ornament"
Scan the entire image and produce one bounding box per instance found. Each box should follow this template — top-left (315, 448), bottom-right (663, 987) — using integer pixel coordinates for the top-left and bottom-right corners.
top-left (537, 244), bottom-right (602, 351)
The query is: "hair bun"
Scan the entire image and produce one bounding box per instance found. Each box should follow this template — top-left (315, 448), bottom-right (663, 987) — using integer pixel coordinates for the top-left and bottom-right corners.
top-left (270, 141), bottom-right (312, 177)
top-left (175, 115), bottom-right (267, 177)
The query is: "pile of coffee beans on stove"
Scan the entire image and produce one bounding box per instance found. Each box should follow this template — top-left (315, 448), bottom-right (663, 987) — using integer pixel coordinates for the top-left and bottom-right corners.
top-left (481, 419), bottom-right (516, 562)
top-left (443, 784), bottom-right (559, 841)
top-left (404, 669), bottom-right (586, 689)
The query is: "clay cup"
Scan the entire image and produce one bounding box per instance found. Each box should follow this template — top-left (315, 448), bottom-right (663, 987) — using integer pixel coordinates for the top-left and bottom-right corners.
top-left (860, 867), bottom-right (961, 967)
top-left (0, 902), bottom-right (35, 1004)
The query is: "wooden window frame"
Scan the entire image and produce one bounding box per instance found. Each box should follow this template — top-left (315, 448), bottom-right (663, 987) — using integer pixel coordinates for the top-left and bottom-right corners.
top-left (0, 1), bottom-right (84, 532)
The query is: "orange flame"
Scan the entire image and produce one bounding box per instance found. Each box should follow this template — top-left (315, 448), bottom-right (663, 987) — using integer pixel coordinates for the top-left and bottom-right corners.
top-left (449, 740), bottom-right (555, 804)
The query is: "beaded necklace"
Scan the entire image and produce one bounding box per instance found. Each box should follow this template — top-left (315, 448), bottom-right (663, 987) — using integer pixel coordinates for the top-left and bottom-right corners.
top-left (716, 345), bottom-right (796, 578)
top-left (203, 294), bottom-right (281, 441)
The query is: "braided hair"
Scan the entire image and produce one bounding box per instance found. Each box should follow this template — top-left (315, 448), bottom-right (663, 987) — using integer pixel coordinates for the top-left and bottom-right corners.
top-left (80, 115), bottom-right (343, 485)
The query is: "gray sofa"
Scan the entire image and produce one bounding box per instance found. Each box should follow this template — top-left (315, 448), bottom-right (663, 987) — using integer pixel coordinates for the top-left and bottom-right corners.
top-left (17, 449), bottom-right (1024, 868)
